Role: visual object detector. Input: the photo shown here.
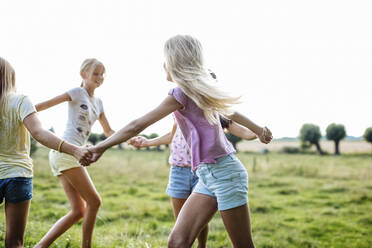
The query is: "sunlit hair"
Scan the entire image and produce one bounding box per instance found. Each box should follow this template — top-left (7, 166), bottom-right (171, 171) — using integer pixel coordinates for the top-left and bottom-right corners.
top-left (0, 57), bottom-right (16, 119)
top-left (164, 35), bottom-right (240, 124)
top-left (80, 58), bottom-right (105, 87)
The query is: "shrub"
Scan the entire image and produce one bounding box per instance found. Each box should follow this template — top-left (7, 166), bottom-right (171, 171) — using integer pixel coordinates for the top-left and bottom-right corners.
top-left (280, 146), bottom-right (300, 154)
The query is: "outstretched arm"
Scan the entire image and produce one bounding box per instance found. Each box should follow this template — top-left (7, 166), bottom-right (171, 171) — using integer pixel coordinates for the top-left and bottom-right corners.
top-left (226, 122), bottom-right (257, 141)
top-left (129, 122), bottom-right (177, 148)
top-left (99, 112), bottom-right (115, 137)
top-left (35, 93), bottom-right (71, 112)
top-left (89, 95), bottom-right (182, 161)
top-left (23, 112), bottom-right (91, 165)
top-left (226, 111), bottom-right (272, 143)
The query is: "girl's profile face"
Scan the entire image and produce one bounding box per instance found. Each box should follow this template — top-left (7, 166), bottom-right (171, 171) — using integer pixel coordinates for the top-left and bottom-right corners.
top-left (83, 65), bottom-right (105, 88)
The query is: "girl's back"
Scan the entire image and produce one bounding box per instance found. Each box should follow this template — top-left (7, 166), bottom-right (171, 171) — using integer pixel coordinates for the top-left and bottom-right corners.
top-left (0, 93), bottom-right (35, 178)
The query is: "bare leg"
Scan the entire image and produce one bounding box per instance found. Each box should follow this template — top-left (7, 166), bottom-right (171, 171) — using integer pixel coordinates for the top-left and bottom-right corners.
top-left (5, 200), bottom-right (30, 248)
top-left (196, 224), bottom-right (208, 248)
top-left (220, 204), bottom-right (255, 248)
top-left (168, 193), bottom-right (217, 248)
top-left (170, 198), bottom-right (187, 219)
top-left (35, 175), bottom-right (85, 248)
top-left (35, 167), bottom-right (101, 248)
top-left (171, 198), bottom-right (208, 248)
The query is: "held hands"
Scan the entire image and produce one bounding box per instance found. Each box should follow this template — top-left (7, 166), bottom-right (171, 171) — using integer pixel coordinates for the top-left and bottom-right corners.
top-left (73, 145), bottom-right (106, 167)
top-left (73, 147), bottom-right (93, 167)
top-left (78, 136), bottom-right (146, 166)
top-left (78, 136), bottom-right (152, 165)
top-left (87, 145), bottom-right (105, 163)
top-left (128, 136), bottom-right (149, 148)
top-left (257, 126), bottom-right (273, 144)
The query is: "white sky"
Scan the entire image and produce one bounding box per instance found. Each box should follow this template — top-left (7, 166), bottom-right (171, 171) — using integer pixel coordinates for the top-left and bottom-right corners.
top-left (1, 0), bottom-right (371, 138)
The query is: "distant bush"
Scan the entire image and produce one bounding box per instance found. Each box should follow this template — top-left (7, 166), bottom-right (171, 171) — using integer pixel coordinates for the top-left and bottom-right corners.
top-left (149, 133), bottom-right (159, 139)
top-left (280, 146), bottom-right (300, 154)
top-left (300, 141), bottom-right (312, 150)
top-left (88, 133), bottom-right (99, 145)
top-left (326, 123), bottom-right (346, 155)
top-left (99, 133), bottom-right (106, 141)
top-left (364, 127), bottom-right (372, 144)
top-left (299, 123), bottom-right (324, 155)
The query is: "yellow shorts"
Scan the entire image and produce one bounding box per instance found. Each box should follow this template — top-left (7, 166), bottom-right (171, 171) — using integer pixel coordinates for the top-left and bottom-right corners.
top-left (49, 150), bottom-right (81, 176)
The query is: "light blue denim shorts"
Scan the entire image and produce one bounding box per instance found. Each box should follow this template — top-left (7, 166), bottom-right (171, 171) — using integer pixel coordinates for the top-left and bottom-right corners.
top-left (194, 154), bottom-right (248, 211)
top-left (166, 165), bottom-right (199, 199)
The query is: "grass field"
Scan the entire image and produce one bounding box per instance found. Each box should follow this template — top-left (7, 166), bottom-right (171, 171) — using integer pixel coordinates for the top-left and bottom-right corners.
top-left (0, 147), bottom-right (371, 247)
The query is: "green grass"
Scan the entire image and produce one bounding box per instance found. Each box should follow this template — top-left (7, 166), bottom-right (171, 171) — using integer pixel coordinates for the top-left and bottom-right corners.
top-left (1, 147), bottom-right (371, 247)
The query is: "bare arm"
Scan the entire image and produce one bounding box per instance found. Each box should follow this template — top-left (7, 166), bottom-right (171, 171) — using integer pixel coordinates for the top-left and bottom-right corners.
top-left (227, 122), bottom-right (257, 141)
top-left (129, 122), bottom-right (177, 148)
top-left (35, 93), bottom-right (71, 112)
top-left (144, 121), bottom-right (177, 146)
top-left (23, 112), bottom-right (91, 165)
top-left (90, 95), bottom-right (182, 160)
top-left (99, 112), bottom-right (115, 137)
top-left (226, 111), bottom-right (272, 143)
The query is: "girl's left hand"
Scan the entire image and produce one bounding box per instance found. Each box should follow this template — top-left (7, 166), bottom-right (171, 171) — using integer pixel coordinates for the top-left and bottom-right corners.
top-left (128, 136), bottom-right (149, 148)
top-left (258, 126), bottom-right (273, 144)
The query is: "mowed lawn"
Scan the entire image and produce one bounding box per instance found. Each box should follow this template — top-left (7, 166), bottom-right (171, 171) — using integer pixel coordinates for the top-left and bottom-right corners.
top-left (0, 147), bottom-right (371, 248)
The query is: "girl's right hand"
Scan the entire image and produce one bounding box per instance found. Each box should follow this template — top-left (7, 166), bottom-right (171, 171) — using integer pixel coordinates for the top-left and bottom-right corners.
top-left (87, 145), bottom-right (106, 163)
top-left (258, 127), bottom-right (273, 144)
top-left (73, 147), bottom-right (93, 166)
top-left (128, 136), bottom-right (149, 148)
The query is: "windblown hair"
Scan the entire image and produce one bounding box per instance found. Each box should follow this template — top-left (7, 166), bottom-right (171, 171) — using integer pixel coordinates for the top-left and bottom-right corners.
top-left (0, 57), bottom-right (16, 119)
top-left (80, 58), bottom-right (105, 87)
top-left (164, 35), bottom-right (240, 124)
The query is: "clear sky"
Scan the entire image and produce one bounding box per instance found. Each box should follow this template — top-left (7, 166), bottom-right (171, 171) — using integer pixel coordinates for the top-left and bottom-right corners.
top-left (2, 0), bottom-right (371, 138)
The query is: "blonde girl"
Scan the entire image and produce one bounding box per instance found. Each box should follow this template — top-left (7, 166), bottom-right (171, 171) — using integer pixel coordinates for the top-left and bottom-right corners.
top-left (88, 35), bottom-right (272, 248)
top-left (128, 115), bottom-right (257, 248)
top-left (0, 57), bottom-right (91, 247)
top-left (34, 59), bottom-right (114, 248)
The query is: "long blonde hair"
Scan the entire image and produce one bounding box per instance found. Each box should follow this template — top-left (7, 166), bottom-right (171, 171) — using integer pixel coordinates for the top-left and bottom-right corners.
top-left (164, 35), bottom-right (240, 124)
top-left (0, 57), bottom-right (16, 118)
top-left (80, 58), bottom-right (106, 87)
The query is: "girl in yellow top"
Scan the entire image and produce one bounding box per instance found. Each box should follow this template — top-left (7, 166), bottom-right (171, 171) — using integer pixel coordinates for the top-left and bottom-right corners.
top-left (0, 57), bottom-right (91, 247)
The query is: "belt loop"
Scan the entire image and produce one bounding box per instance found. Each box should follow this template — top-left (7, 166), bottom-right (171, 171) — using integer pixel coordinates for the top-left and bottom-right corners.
top-left (208, 164), bottom-right (218, 179)
top-left (229, 153), bottom-right (234, 161)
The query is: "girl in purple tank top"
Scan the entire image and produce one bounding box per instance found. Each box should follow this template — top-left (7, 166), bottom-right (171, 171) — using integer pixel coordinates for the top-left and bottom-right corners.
top-left (128, 113), bottom-right (257, 248)
top-left (88, 35), bottom-right (272, 248)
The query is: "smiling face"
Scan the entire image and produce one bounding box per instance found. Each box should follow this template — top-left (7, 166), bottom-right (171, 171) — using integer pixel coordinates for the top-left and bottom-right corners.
top-left (82, 64), bottom-right (105, 89)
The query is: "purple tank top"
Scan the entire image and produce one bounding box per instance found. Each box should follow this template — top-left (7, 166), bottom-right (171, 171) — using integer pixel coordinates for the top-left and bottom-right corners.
top-left (168, 87), bottom-right (235, 170)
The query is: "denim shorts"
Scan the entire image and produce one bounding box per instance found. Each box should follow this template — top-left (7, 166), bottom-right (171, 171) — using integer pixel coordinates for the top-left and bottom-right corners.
top-left (166, 165), bottom-right (199, 199)
top-left (0, 177), bottom-right (33, 204)
top-left (194, 154), bottom-right (248, 211)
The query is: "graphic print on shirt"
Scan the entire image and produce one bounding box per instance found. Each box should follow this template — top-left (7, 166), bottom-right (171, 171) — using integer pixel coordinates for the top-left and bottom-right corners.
top-left (80, 104), bottom-right (88, 110)
top-left (75, 102), bottom-right (91, 140)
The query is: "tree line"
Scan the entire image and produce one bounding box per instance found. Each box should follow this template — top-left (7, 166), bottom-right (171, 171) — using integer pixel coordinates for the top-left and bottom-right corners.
top-left (299, 124), bottom-right (372, 155)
